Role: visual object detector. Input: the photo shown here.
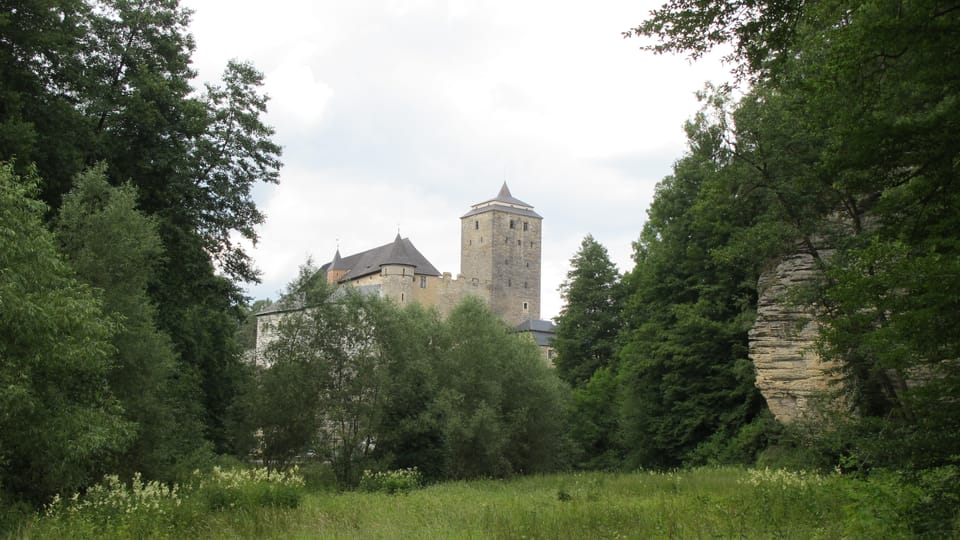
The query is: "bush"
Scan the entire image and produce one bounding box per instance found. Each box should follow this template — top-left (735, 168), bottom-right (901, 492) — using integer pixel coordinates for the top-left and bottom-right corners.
top-left (299, 462), bottom-right (339, 493)
top-left (35, 465), bottom-right (306, 537)
top-left (196, 466), bottom-right (305, 510)
top-left (359, 468), bottom-right (423, 494)
top-left (0, 498), bottom-right (34, 536)
top-left (42, 473), bottom-right (187, 537)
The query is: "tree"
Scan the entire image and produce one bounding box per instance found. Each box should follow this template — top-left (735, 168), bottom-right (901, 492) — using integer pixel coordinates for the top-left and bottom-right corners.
top-left (436, 298), bottom-right (573, 478)
top-left (617, 111), bottom-right (770, 469)
top-left (368, 302), bottom-right (448, 481)
top-left (256, 265), bottom-right (386, 484)
top-left (628, 0), bottom-right (960, 478)
top-left (56, 165), bottom-right (210, 480)
top-left (553, 235), bottom-right (623, 387)
top-left (0, 164), bottom-right (132, 503)
top-left (568, 366), bottom-right (624, 469)
top-left (0, 2), bottom-right (283, 455)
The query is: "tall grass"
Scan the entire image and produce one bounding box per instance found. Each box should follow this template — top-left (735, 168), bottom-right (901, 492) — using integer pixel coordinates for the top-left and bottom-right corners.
top-left (10, 467), bottom-right (952, 539)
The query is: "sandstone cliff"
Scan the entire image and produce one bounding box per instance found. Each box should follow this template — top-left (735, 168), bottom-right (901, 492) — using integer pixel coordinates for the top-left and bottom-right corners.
top-left (749, 250), bottom-right (839, 422)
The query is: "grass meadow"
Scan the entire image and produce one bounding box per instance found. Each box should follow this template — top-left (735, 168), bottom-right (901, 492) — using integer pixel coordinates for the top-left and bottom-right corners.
top-left (9, 467), bottom-right (949, 539)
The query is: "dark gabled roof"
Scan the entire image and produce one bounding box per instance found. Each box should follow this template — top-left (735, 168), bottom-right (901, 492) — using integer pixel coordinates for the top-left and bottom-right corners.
top-left (320, 236), bottom-right (441, 282)
top-left (462, 182), bottom-right (543, 219)
top-left (515, 319), bottom-right (556, 347)
top-left (515, 319), bottom-right (556, 333)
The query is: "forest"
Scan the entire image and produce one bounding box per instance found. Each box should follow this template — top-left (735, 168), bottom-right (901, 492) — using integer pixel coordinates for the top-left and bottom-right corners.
top-left (2, 0), bottom-right (959, 536)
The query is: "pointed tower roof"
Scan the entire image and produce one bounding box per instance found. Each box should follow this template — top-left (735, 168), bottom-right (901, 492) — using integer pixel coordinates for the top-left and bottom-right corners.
top-left (329, 248), bottom-right (347, 270)
top-left (381, 233), bottom-right (417, 267)
top-left (493, 182), bottom-right (533, 208)
top-left (462, 182), bottom-right (542, 219)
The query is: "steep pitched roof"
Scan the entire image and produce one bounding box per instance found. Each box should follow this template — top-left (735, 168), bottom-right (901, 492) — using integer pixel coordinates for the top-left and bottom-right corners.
top-left (329, 248), bottom-right (347, 270)
top-left (382, 234), bottom-right (418, 267)
top-left (320, 236), bottom-right (441, 282)
top-left (462, 182), bottom-right (542, 219)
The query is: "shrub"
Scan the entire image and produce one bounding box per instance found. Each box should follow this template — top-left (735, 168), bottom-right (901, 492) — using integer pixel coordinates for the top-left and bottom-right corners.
top-left (359, 468), bottom-right (423, 494)
top-left (43, 473), bottom-right (186, 537)
top-left (299, 462), bottom-right (339, 493)
top-left (196, 466), bottom-right (305, 510)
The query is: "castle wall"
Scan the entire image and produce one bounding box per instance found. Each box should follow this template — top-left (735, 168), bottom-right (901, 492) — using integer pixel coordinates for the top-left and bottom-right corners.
top-left (254, 310), bottom-right (286, 366)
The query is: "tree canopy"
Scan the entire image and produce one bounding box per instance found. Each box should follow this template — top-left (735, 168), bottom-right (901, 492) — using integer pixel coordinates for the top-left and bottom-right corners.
top-left (625, 0), bottom-right (960, 472)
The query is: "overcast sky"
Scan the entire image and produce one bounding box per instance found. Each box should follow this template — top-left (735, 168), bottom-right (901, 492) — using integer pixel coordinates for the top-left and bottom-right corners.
top-left (182, 0), bottom-right (729, 320)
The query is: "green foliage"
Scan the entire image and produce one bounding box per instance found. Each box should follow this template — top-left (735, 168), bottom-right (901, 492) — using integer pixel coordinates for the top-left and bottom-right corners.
top-left (0, 164), bottom-right (133, 503)
top-left (297, 462), bottom-right (338, 493)
top-left (553, 234), bottom-right (623, 387)
top-left (253, 267), bottom-right (386, 485)
top-left (624, 0), bottom-right (804, 79)
top-left (31, 465), bottom-right (305, 537)
top-left (568, 367), bottom-right (624, 469)
top-left (368, 302), bottom-right (449, 480)
top-left (249, 270), bottom-right (573, 486)
top-left (195, 466), bottom-right (305, 511)
top-left (55, 165), bottom-right (211, 482)
top-left (0, 1), bottom-right (282, 463)
top-left (436, 297), bottom-right (575, 478)
top-left (626, 0), bottom-right (960, 477)
top-left (359, 468), bottom-right (424, 495)
top-left (616, 110), bottom-right (770, 469)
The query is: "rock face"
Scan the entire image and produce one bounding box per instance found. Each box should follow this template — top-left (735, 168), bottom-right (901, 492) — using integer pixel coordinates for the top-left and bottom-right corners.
top-left (749, 250), bottom-right (839, 422)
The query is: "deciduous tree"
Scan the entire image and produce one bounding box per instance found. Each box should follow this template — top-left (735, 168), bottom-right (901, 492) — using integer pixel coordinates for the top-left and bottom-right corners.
top-left (0, 164), bottom-right (132, 503)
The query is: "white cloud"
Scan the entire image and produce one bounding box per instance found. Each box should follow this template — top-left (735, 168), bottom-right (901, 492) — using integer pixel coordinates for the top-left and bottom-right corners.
top-left (263, 45), bottom-right (334, 132)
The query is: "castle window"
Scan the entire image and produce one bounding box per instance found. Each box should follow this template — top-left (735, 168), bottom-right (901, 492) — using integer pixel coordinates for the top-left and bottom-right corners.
top-left (530, 241), bottom-right (534, 247)
top-left (401, 293), bottom-right (405, 302)
top-left (517, 239), bottom-right (521, 246)
top-left (526, 262), bottom-right (530, 268)
top-left (523, 222), bottom-right (528, 231)
top-left (523, 302), bottom-right (529, 311)
top-left (420, 276), bottom-right (427, 288)
top-left (509, 220), bottom-right (515, 229)
top-left (475, 220), bottom-right (479, 230)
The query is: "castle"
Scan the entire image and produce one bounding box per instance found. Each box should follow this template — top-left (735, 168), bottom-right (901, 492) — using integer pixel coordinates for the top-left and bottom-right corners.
top-left (255, 183), bottom-right (555, 359)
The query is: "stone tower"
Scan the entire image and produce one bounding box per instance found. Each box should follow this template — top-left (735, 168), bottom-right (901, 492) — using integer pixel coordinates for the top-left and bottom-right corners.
top-left (460, 183), bottom-right (542, 326)
top-left (379, 233), bottom-right (417, 306)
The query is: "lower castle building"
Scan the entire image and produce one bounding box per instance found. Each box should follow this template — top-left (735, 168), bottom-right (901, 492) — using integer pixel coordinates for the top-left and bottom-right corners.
top-left (256, 183), bottom-right (555, 360)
